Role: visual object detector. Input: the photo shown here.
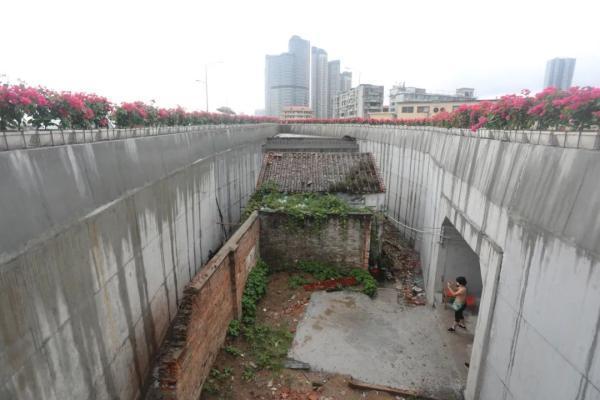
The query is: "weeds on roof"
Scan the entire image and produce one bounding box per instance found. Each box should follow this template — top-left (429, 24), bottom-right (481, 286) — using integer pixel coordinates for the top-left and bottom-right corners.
top-left (242, 182), bottom-right (372, 231)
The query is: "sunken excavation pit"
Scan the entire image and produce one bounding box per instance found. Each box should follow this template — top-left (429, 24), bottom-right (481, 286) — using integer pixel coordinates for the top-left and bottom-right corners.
top-left (1, 124), bottom-right (599, 400)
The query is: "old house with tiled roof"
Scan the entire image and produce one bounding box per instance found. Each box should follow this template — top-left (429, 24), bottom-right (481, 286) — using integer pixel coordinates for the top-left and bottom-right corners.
top-left (257, 151), bottom-right (386, 210)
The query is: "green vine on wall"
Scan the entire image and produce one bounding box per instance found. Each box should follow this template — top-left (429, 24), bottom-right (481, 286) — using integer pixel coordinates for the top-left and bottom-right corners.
top-left (242, 182), bottom-right (372, 231)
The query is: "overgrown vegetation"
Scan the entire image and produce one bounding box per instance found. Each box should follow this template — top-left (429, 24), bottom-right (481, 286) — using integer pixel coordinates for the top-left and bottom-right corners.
top-left (242, 182), bottom-right (371, 228)
top-left (241, 324), bottom-right (293, 370)
top-left (288, 274), bottom-right (310, 289)
top-left (295, 260), bottom-right (378, 297)
top-left (224, 345), bottom-right (243, 357)
top-left (297, 260), bottom-right (343, 281)
top-left (203, 367), bottom-right (234, 396)
top-left (328, 159), bottom-right (380, 193)
top-left (349, 268), bottom-right (378, 298)
top-left (223, 258), bottom-right (292, 387)
top-left (240, 259), bottom-right (269, 325)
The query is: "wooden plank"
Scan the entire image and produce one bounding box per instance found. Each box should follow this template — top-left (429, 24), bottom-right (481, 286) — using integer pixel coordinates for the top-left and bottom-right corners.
top-left (347, 378), bottom-right (443, 400)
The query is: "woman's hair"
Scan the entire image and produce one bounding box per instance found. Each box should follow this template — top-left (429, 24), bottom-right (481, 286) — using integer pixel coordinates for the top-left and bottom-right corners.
top-left (456, 276), bottom-right (467, 286)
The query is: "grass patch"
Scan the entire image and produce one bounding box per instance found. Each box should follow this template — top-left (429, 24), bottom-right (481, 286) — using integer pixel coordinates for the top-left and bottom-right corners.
top-left (224, 259), bottom-right (292, 377)
top-left (297, 260), bottom-right (343, 281)
top-left (240, 259), bottom-right (269, 325)
top-left (241, 365), bottom-right (256, 382)
top-left (242, 324), bottom-right (293, 370)
top-left (296, 260), bottom-right (378, 297)
top-left (203, 367), bottom-right (234, 396)
top-left (224, 345), bottom-right (243, 357)
top-left (288, 274), bottom-right (310, 289)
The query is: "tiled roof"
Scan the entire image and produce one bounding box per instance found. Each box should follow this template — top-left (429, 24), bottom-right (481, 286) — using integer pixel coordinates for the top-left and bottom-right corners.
top-left (257, 152), bottom-right (385, 194)
top-left (263, 137), bottom-right (359, 153)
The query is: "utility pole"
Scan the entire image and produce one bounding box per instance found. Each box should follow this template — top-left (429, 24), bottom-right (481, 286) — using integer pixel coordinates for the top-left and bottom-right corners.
top-left (196, 61), bottom-right (223, 113)
top-left (204, 65), bottom-right (209, 112)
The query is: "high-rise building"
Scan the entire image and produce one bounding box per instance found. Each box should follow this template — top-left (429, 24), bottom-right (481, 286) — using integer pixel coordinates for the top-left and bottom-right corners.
top-left (327, 61), bottom-right (341, 118)
top-left (544, 58), bottom-right (576, 90)
top-left (288, 36), bottom-right (310, 105)
top-left (340, 71), bottom-right (352, 93)
top-left (311, 47), bottom-right (329, 118)
top-left (333, 84), bottom-right (384, 118)
top-left (265, 36), bottom-right (310, 117)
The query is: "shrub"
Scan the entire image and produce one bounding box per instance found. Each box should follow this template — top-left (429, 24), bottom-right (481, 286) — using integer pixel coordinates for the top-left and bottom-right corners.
top-left (284, 87), bottom-right (600, 132)
top-left (0, 82), bottom-right (277, 130)
top-left (350, 268), bottom-right (378, 297)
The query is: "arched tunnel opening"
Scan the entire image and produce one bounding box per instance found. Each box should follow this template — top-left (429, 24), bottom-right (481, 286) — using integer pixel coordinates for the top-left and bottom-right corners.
top-left (436, 219), bottom-right (483, 307)
top-left (434, 218), bottom-right (484, 390)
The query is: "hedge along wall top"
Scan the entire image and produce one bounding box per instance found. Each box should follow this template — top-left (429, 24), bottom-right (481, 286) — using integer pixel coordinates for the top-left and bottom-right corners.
top-left (282, 87), bottom-right (600, 131)
top-left (0, 83), bottom-right (277, 131)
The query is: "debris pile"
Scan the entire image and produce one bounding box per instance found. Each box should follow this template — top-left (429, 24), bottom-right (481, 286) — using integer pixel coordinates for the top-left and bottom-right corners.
top-left (381, 219), bottom-right (426, 306)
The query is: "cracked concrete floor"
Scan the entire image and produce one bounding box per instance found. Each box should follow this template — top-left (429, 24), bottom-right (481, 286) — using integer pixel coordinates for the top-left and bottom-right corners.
top-left (288, 288), bottom-right (475, 400)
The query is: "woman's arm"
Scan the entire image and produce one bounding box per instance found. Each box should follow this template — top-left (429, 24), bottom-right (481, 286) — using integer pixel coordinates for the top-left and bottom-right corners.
top-left (447, 282), bottom-right (458, 296)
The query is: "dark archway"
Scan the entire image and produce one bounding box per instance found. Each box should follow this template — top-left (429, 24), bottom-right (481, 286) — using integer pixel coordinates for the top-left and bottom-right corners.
top-left (435, 218), bottom-right (483, 310)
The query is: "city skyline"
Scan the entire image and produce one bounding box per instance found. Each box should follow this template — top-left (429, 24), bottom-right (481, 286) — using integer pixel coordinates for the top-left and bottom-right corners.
top-left (2, 0), bottom-right (599, 115)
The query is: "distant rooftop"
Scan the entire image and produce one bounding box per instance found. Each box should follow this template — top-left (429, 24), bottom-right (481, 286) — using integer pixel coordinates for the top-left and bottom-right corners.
top-left (264, 135), bottom-right (358, 153)
top-left (281, 106), bottom-right (313, 111)
top-left (257, 152), bottom-right (385, 194)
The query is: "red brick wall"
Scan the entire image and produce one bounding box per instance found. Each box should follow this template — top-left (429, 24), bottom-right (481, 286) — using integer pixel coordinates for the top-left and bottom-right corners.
top-left (156, 212), bottom-right (260, 400)
top-left (259, 211), bottom-right (372, 270)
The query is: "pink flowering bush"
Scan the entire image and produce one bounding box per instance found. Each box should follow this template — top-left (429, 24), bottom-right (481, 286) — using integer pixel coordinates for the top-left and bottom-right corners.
top-left (4, 83), bottom-right (595, 132)
top-left (114, 101), bottom-right (151, 127)
top-left (0, 83), bottom-right (277, 130)
top-left (290, 87), bottom-right (600, 132)
top-left (0, 85), bottom-right (50, 130)
top-left (51, 92), bottom-right (112, 129)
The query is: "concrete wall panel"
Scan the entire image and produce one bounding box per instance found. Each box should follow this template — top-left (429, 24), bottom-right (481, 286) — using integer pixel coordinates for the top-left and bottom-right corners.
top-left (0, 124), bottom-right (277, 400)
top-left (290, 124), bottom-right (600, 400)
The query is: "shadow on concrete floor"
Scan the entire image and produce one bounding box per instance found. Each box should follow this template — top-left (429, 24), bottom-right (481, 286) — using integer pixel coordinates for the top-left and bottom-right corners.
top-left (289, 288), bottom-right (475, 400)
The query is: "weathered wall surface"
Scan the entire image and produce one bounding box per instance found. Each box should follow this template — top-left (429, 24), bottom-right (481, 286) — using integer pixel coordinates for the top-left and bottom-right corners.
top-left (288, 124), bottom-right (600, 400)
top-left (156, 212), bottom-right (260, 400)
top-left (259, 211), bottom-right (371, 270)
top-left (0, 124), bottom-right (277, 400)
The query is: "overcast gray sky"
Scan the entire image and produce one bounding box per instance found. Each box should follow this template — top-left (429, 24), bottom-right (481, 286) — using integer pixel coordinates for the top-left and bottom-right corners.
top-left (2, 0), bottom-right (599, 114)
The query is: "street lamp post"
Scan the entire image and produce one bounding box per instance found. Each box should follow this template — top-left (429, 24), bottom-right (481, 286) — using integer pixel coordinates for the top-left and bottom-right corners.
top-left (196, 61), bottom-right (223, 112)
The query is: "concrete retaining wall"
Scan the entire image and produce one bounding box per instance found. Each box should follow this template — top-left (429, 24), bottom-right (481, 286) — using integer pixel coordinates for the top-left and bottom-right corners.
top-left (259, 211), bottom-right (372, 270)
top-left (288, 124), bottom-right (600, 400)
top-left (0, 124), bottom-right (277, 400)
top-left (156, 212), bottom-right (260, 399)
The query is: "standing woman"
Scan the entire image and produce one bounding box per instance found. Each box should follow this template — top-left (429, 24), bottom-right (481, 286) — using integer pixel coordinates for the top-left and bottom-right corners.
top-left (447, 276), bottom-right (468, 332)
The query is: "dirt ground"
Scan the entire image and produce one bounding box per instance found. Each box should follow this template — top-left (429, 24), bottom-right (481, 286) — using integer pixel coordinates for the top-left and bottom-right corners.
top-left (200, 219), bottom-right (430, 400)
top-left (200, 271), bottom-right (407, 400)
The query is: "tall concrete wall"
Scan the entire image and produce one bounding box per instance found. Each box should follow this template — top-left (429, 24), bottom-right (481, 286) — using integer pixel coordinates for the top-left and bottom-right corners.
top-left (0, 124), bottom-right (278, 400)
top-left (288, 124), bottom-right (600, 400)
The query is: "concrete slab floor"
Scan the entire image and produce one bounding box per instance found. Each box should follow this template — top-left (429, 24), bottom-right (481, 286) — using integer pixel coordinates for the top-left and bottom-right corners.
top-left (289, 288), bottom-right (476, 400)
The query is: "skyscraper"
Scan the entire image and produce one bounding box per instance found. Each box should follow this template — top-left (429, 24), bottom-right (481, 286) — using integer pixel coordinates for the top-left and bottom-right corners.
top-left (311, 47), bottom-right (329, 118)
top-left (340, 71), bottom-right (352, 93)
top-left (544, 58), bottom-right (576, 90)
top-left (327, 60), bottom-right (341, 118)
top-left (265, 36), bottom-right (310, 117)
top-left (288, 36), bottom-right (310, 106)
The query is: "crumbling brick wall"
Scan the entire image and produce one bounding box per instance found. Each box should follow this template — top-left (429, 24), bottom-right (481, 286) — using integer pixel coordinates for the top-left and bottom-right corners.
top-left (259, 211), bottom-right (371, 270)
top-left (156, 212), bottom-right (259, 399)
